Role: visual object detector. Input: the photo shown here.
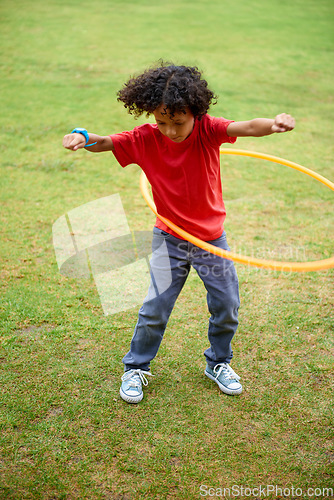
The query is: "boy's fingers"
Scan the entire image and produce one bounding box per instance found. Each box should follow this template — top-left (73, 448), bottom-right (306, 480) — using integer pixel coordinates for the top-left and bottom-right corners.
top-left (70, 138), bottom-right (80, 150)
top-left (62, 134), bottom-right (85, 150)
top-left (273, 114), bottom-right (295, 133)
top-left (272, 124), bottom-right (284, 133)
top-left (63, 135), bottom-right (75, 149)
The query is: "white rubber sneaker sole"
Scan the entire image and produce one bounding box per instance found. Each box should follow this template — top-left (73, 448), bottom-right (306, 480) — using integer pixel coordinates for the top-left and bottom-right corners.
top-left (205, 369), bottom-right (243, 396)
top-left (119, 387), bottom-right (143, 404)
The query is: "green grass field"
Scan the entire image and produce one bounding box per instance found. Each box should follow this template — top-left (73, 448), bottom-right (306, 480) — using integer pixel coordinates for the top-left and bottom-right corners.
top-left (1, 0), bottom-right (333, 498)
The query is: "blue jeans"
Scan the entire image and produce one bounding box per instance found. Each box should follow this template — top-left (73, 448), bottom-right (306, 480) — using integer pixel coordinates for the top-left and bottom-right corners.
top-left (123, 227), bottom-right (240, 371)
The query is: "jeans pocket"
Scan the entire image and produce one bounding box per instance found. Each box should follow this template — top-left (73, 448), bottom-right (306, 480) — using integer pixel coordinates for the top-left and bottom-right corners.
top-left (153, 227), bottom-right (171, 238)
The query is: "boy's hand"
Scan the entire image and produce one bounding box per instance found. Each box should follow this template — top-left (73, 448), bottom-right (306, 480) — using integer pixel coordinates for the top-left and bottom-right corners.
top-left (271, 113), bottom-right (295, 133)
top-left (62, 133), bottom-right (86, 151)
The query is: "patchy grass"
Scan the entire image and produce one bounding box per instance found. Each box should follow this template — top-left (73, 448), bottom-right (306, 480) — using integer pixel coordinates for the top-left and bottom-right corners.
top-left (1, 0), bottom-right (333, 498)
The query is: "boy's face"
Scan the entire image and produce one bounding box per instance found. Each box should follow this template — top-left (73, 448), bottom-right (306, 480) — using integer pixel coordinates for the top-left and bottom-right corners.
top-left (153, 105), bottom-right (195, 143)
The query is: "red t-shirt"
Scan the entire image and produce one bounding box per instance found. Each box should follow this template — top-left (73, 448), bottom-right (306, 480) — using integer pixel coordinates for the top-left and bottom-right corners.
top-left (110, 114), bottom-right (237, 241)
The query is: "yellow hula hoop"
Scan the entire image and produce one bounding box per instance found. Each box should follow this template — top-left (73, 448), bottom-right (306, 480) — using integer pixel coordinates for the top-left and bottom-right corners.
top-left (140, 149), bottom-right (334, 272)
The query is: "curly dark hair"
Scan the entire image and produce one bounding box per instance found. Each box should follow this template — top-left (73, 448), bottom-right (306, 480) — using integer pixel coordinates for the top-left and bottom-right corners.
top-left (117, 62), bottom-right (217, 119)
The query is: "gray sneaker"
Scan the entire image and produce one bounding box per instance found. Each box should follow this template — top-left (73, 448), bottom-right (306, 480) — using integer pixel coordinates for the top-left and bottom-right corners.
top-left (205, 363), bottom-right (242, 395)
top-left (120, 369), bottom-right (153, 404)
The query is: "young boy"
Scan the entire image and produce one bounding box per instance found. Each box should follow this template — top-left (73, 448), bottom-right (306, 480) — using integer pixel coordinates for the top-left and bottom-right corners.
top-left (63, 63), bottom-right (295, 403)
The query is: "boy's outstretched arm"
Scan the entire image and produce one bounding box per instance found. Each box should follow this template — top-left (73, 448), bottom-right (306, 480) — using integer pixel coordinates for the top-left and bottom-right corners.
top-left (62, 132), bottom-right (114, 152)
top-left (226, 113), bottom-right (295, 137)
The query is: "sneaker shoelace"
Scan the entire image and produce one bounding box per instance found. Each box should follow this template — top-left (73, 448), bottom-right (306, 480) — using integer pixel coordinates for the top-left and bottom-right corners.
top-left (213, 363), bottom-right (240, 381)
top-left (121, 369), bottom-right (153, 389)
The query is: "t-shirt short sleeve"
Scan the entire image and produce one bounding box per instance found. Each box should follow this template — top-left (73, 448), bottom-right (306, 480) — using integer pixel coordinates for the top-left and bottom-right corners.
top-left (110, 126), bottom-right (144, 167)
top-left (205, 115), bottom-right (237, 148)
